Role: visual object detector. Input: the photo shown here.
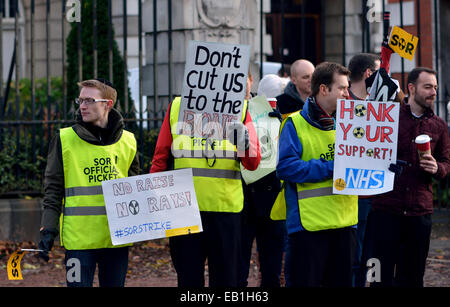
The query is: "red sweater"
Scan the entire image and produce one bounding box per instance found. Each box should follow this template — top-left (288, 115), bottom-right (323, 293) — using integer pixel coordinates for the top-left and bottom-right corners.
top-left (150, 102), bottom-right (261, 173)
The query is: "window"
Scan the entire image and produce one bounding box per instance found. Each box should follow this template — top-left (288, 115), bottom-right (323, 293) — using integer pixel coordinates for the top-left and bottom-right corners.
top-left (1, 0), bottom-right (20, 18)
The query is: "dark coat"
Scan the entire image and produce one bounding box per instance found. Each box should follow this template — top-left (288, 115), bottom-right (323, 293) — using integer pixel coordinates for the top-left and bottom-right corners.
top-left (372, 103), bottom-right (450, 216)
top-left (40, 109), bottom-right (141, 230)
top-left (276, 82), bottom-right (305, 115)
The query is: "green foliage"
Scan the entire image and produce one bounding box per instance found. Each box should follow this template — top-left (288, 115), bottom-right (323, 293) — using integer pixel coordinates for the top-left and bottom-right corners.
top-left (433, 178), bottom-right (450, 208)
top-left (0, 133), bottom-right (45, 195)
top-left (136, 128), bottom-right (161, 173)
top-left (3, 77), bottom-right (64, 119)
top-left (66, 0), bottom-right (133, 116)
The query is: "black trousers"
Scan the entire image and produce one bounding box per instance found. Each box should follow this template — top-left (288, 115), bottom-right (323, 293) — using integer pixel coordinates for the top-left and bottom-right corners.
top-left (238, 214), bottom-right (286, 287)
top-left (65, 247), bottom-right (129, 287)
top-left (368, 210), bottom-right (432, 287)
top-left (286, 227), bottom-right (356, 287)
top-left (169, 211), bottom-right (241, 287)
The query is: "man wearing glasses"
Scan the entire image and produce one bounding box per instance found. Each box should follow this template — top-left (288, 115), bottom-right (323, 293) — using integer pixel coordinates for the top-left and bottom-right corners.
top-left (38, 79), bottom-right (140, 287)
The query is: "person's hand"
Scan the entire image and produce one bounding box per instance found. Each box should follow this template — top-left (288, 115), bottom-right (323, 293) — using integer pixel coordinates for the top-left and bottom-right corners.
top-left (419, 154), bottom-right (438, 174)
top-left (226, 122), bottom-right (249, 152)
top-left (388, 160), bottom-right (407, 175)
top-left (382, 38), bottom-right (394, 53)
top-left (37, 228), bottom-right (58, 262)
top-left (268, 110), bottom-right (282, 121)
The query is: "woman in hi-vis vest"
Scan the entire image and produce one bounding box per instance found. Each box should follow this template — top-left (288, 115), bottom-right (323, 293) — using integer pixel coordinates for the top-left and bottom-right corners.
top-left (38, 79), bottom-right (140, 287)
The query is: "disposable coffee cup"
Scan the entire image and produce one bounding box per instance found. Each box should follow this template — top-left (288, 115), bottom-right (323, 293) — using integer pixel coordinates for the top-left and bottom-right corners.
top-left (415, 134), bottom-right (431, 159)
top-left (267, 98), bottom-right (277, 109)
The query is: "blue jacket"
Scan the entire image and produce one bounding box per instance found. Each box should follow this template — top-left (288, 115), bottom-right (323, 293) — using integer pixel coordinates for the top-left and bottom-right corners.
top-left (276, 98), bottom-right (338, 234)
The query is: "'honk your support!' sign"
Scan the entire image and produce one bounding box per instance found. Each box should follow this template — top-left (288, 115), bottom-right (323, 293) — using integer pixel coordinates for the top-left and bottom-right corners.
top-left (333, 99), bottom-right (400, 195)
top-left (102, 169), bottom-right (202, 245)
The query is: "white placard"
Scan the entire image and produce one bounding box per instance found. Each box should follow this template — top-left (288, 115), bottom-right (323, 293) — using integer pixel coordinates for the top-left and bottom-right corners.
top-left (241, 95), bottom-right (280, 184)
top-left (102, 169), bottom-right (203, 245)
top-left (333, 99), bottom-right (400, 195)
top-left (176, 40), bottom-right (251, 140)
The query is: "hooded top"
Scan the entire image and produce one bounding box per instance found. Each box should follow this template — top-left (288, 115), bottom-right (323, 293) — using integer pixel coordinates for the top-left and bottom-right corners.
top-left (275, 81), bottom-right (306, 115)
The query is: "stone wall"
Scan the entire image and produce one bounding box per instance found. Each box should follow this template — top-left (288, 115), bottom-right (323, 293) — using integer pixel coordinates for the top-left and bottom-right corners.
top-left (0, 199), bottom-right (42, 243)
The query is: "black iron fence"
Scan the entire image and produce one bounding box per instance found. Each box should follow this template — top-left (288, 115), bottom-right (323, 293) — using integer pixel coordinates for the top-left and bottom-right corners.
top-left (0, 0), bottom-right (448, 209)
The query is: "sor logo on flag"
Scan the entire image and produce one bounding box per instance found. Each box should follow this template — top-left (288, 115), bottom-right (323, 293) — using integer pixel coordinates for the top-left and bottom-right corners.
top-left (345, 168), bottom-right (384, 189)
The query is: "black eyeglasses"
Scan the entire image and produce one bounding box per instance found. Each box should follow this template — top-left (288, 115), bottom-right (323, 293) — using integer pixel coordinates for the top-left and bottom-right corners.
top-left (75, 98), bottom-right (110, 105)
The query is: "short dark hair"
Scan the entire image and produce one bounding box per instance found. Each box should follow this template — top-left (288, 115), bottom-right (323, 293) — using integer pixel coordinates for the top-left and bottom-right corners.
top-left (278, 64), bottom-right (291, 77)
top-left (407, 67), bottom-right (437, 86)
top-left (311, 62), bottom-right (350, 97)
top-left (348, 53), bottom-right (380, 82)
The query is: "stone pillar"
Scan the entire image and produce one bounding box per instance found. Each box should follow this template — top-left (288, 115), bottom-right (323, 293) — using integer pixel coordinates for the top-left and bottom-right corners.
top-left (142, 0), bottom-right (258, 121)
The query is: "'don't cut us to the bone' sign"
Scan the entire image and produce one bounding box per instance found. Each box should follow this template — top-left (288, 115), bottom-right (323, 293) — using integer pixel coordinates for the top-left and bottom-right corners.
top-left (177, 41), bottom-right (251, 140)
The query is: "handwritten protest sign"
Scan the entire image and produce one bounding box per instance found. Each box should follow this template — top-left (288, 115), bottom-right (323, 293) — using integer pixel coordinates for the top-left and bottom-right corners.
top-left (389, 26), bottom-right (419, 61)
top-left (241, 96), bottom-right (280, 184)
top-left (333, 99), bottom-right (400, 195)
top-left (102, 169), bottom-right (202, 245)
top-left (177, 41), bottom-right (250, 140)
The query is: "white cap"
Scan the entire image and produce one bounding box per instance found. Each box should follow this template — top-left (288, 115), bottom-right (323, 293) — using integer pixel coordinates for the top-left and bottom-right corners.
top-left (257, 74), bottom-right (290, 98)
top-left (415, 134), bottom-right (431, 144)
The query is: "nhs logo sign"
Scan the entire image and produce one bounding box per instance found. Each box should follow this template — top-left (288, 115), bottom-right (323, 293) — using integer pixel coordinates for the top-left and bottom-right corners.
top-left (345, 168), bottom-right (384, 189)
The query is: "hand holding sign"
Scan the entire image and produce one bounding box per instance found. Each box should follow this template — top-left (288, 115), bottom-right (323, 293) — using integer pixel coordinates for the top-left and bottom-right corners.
top-left (388, 26), bottom-right (419, 61)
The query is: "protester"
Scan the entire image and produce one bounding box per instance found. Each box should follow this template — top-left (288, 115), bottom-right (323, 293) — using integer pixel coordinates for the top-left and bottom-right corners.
top-left (276, 59), bottom-right (315, 119)
top-left (150, 88), bottom-right (261, 286)
top-left (238, 74), bottom-right (288, 287)
top-left (369, 67), bottom-right (450, 287)
top-left (38, 79), bottom-right (140, 287)
top-left (278, 64), bottom-right (291, 78)
top-left (347, 52), bottom-right (380, 287)
top-left (348, 53), bottom-right (380, 100)
top-left (277, 62), bottom-right (358, 287)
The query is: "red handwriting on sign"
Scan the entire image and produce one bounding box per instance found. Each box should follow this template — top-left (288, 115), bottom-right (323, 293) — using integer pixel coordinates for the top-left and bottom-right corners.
top-left (339, 100), bottom-right (395, 123)
top-left (337, 144), bottom-right (393, 160)
top-left (367, 103), bottom-right (395, 122)
top-left (339, 123), bottom-right (393, 143)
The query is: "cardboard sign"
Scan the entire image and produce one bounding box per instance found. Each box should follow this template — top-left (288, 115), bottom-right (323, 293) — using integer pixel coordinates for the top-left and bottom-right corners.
top-left (177, 41), bottom-right (251, 140)
top-left (333, 100), bottom-right (400, 195)
top-left (366, 68), bottom-right (400, 102)
top-left (102, 169), bottom-right (203, 245)
top-left (389, 26), bottom-right (419, 61)
top-left (241, 96), bottom-right (280, 184)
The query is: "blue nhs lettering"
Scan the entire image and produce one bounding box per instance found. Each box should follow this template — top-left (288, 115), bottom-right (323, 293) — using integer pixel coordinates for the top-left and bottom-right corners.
top-left (345, 168), bottom-right (384, 189)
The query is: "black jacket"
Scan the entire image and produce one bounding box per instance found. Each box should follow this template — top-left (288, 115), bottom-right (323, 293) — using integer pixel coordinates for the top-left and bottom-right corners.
top-left (40, 109), bottom-right (140, 230)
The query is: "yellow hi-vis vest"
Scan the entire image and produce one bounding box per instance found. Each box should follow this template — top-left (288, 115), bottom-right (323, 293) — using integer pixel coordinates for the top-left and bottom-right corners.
top-left (290, 112), bottom-right (358, 231)
top-left (59, 127), bottom-right (137, 250)
top-left (169, 97), bottom-right (247, 212)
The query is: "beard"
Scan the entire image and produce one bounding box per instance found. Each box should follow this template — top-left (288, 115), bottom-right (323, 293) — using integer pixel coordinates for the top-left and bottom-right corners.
top-left (414, 93), bottom-right (435, 110)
